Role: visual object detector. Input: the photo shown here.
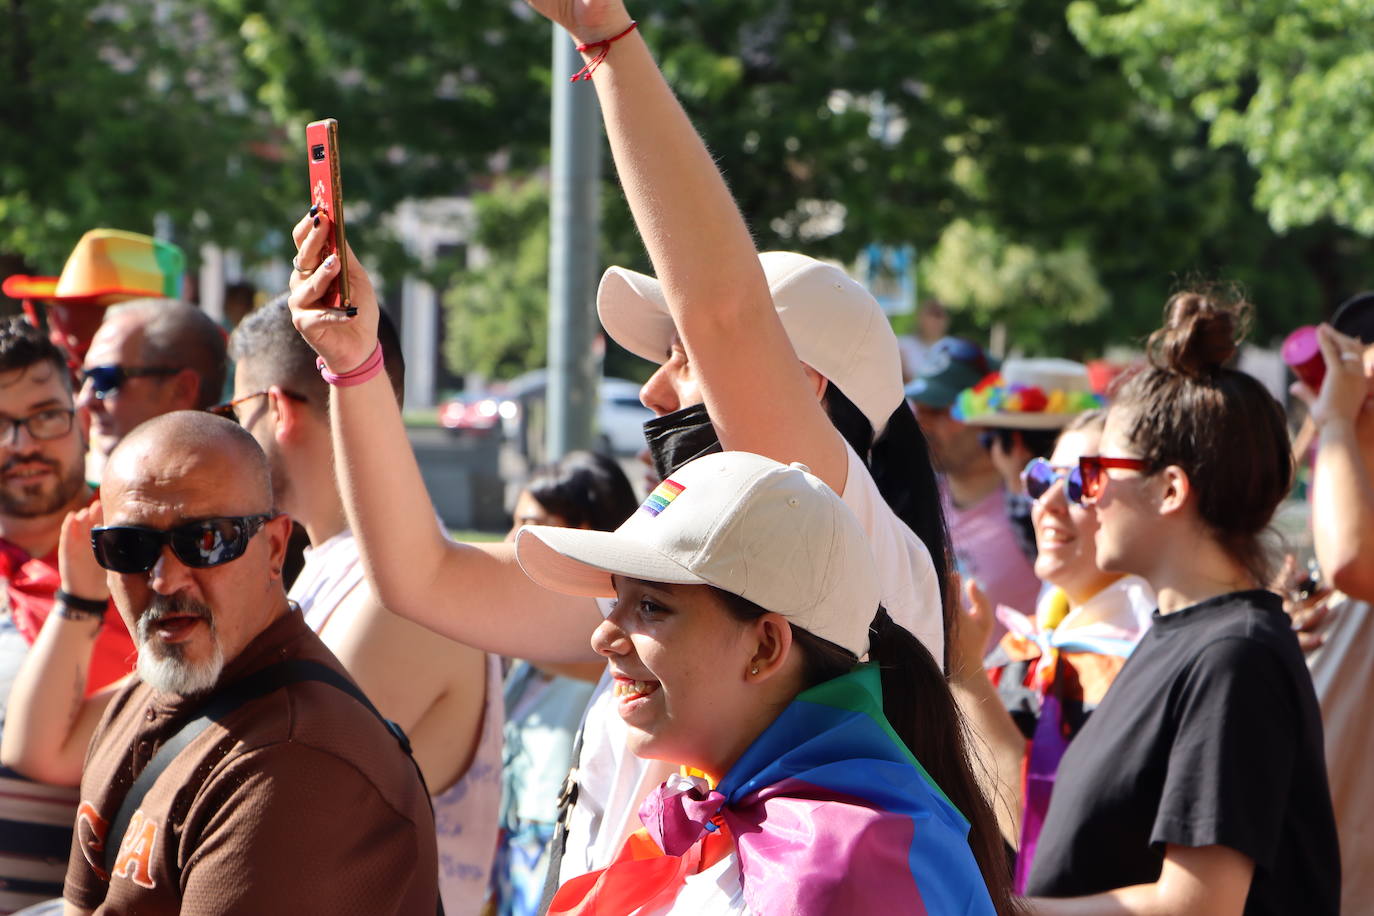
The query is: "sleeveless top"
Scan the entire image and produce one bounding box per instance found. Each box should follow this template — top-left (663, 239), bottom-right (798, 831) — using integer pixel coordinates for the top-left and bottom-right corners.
top-left (289, 528), bottom-right (504, 915)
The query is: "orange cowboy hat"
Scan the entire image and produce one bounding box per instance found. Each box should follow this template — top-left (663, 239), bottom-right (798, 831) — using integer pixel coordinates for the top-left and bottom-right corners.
top-left (2, 229), bottom-right (185, 364)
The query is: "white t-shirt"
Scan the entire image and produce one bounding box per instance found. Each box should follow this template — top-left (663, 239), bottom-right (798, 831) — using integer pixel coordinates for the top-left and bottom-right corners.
top-left (559, 441), bottom-right (944, 882)
top-left (288, 528), bottom-right (503, 916)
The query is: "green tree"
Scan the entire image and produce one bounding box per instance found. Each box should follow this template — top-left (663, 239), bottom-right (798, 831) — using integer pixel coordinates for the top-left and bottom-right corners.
top-left (1, 1), bottom-right (278, 274)
top-left (1068, 0), bottom-right (1374, 237)
top-left (442, 179), bottom-right (549, 380)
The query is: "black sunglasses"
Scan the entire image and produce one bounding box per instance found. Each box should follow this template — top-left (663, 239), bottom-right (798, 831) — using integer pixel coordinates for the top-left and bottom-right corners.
top-left (91, 514), bottom-right (275, 574)
top-left (80, 365), bottom-right (180, 399)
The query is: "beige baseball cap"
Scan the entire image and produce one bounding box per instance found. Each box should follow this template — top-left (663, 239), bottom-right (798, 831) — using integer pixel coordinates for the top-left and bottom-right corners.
top-left (597, 251), bottom-right (904, 438)
top-left (515, 451), bottom-right (881, 658)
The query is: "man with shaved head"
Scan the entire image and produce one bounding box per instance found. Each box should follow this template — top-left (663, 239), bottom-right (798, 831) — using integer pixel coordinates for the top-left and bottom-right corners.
top-left (59, 411), bottom-right (438, 915)
top-left (76, 299), bottom-right (227, 479)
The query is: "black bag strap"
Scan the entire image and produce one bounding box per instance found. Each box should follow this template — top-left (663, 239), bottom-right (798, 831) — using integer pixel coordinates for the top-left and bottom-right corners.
top-left (537, 718), bottom-right (585, 914)
top-left (102, 659), bottom-right (442, 915)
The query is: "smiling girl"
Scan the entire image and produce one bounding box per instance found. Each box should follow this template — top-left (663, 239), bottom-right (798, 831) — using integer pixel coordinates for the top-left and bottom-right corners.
top-left (515, 451), bottom-right (1010, 914)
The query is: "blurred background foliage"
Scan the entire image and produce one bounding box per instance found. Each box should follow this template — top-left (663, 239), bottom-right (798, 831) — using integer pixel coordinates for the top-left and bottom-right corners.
top-left (4, 0), bottom-right (1373, 376)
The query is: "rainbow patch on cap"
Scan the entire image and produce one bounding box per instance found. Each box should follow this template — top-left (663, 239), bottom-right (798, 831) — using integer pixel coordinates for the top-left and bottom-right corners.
top-left (641, 479), bottom-right (685, 516)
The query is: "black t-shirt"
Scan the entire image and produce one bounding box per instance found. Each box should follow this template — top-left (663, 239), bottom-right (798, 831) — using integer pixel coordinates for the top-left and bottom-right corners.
top-left (1025, 590), bottom-right (1339, 914)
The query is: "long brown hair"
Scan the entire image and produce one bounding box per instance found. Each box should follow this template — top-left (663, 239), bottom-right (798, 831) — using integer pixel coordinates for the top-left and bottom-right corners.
top-left (713, 588), bottom-right (1020, 916)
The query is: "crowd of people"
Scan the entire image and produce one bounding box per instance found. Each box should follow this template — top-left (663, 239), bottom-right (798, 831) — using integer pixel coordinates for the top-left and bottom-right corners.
top-left (0, 0), bottom-right (1365, 913)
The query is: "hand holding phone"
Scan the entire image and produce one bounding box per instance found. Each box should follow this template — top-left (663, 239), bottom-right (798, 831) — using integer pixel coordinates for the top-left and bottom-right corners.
top-left (305, 118), bottom-right (352, 313)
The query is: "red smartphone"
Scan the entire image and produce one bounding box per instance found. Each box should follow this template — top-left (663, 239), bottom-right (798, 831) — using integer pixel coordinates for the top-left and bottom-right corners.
top-left (305, 118), bottom-right (351, 312)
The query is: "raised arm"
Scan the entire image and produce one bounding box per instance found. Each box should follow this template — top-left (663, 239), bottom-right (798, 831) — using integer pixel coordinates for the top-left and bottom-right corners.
top-left (530, 0), bottom-right (848, 489)
top-left (1, 504), bottom-right (124, 785)
top-left (1309, 325), bottom-right (1374, 600)
top-left (948, 579), bottom-right (1026, 845)
top-left (287, 223), bottom-right (602, 664)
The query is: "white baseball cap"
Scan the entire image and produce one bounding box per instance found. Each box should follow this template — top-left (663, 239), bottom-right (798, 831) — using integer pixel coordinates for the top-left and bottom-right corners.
top-left (515, 451), bottom-right (881, 657)
top-left (597, 251), bottom-right (904, 438)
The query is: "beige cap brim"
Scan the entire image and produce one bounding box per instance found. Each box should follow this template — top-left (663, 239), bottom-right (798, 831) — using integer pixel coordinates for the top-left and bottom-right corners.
top-left (597, 267), bottom-right (678, 366)
top-left (515, 525), bottom-right (708, 598)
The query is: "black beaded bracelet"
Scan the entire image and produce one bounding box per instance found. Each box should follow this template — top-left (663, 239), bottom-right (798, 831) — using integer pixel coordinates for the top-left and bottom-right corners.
top-left (55, 589), bottom-right (108, 615)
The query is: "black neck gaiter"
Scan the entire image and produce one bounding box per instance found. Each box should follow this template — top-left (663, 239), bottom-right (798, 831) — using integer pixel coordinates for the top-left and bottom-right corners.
top-left (642, 402), bottom-right (723, 481)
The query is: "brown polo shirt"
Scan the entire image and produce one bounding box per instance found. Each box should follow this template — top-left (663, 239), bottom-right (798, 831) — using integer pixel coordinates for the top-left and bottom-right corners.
top-left (64, 609), bottom-right (438, 914)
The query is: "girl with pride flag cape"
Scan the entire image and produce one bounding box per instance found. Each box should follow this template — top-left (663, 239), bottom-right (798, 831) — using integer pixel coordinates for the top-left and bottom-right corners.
top-left (515, 452), bottom-right (1008, 914)
top-left (550, 666), bottom-right (994, 915)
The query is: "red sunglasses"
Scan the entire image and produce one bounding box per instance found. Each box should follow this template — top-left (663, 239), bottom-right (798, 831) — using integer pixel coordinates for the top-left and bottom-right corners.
top-left (1077, 455), bottom-right (1150, 504)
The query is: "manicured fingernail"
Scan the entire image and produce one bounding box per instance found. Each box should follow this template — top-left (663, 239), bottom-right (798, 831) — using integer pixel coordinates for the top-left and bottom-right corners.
top-left (313, 216), bottom-right (320, 227)
top-left (323, 253), bottom-right (338, 269)
top-left (345, 307), bottom-right (358, 318)
top-left (309, 204), bottom-right (319, 217)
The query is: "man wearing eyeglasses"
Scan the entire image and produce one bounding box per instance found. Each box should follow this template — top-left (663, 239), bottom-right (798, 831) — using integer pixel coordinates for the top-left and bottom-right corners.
top-left (58, 410), bottom-right (439, 914)
top-left (223, 300), bottom-right (500, 913)
top-left (76, 299), bottom-right (227, 481)
top-left (0, 317), bottom-right (138, 913)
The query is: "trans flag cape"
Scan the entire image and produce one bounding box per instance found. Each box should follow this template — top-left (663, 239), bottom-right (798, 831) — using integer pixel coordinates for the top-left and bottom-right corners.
top-left (549, 665), bottom-right (995, 915)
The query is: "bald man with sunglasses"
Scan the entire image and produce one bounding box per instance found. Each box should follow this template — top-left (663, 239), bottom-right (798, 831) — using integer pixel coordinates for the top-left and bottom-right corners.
top-left (53, 412), bottom-right (437, 915)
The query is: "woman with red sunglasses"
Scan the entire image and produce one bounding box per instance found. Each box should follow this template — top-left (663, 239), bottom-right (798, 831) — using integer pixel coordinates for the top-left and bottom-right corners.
top-left (1021, 292), bottom-right (1339, 915)
top-left (951, 409), bottom-right (1155, 891)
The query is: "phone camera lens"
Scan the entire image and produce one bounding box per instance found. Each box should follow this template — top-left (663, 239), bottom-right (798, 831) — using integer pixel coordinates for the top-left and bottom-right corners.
top-left (311, 144), bottom-right (326, 162)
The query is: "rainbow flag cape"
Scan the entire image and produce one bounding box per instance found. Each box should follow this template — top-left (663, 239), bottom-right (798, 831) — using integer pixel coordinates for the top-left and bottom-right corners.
top-left (551, 665), bottom-right (995, 915)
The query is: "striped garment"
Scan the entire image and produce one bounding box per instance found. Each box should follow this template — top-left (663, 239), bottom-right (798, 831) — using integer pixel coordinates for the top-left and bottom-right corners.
top-left (550, 665), bottom-right (995, 915)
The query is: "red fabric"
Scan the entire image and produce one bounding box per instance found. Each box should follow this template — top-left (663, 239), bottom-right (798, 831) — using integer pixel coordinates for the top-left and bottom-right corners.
top-left (549, 822), bottom-right (733, 915)
top-left (0, 536), bottom-right (136, 696)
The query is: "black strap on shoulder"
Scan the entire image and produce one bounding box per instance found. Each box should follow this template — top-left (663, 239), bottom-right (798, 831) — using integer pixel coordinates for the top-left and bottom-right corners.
top-left (538, 719), bottom-right (586, 914)
top-left (101, 659), bottom-right (442, 915)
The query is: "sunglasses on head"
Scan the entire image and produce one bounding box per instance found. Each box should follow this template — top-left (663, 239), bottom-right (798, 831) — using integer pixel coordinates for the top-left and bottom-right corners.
top-left (91, 514), bottom-right (275, 574)
top-left (1076, 455), bottom-right (1150, 505)
top-left (80, 365), bottom-right (180, 400)
top-left (1021, 457), bottom-right (1084, 504)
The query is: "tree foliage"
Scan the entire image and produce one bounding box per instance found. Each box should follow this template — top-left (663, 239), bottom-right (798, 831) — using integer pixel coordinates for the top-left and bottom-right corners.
top-left (1068, 0), bottom-right (1374, 236)
top-left (5, 0), bottom-right (1372, 361)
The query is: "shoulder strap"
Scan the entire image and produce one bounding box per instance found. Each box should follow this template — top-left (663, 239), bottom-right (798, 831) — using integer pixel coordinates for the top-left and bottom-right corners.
top-left (102, 659), bottom-right (441, 914)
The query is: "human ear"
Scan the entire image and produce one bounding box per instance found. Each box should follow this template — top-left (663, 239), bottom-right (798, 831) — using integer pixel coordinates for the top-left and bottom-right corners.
top-left (800, 364), bottom-right (829, 403)
top-left (268, 386), bottom-right (302, 443)
top-left (748, 612), bottom-right (793, 680)
top-left (169, 368), bottom-right (201, 409)
top-left (263, 513), bottom-right (293, 581)
top-left (1157, 465), bottom-right (1191, 517)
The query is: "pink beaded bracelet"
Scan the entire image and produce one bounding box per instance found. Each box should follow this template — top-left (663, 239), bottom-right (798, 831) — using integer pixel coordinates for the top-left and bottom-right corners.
top-left (317, 342), bottom-right (384, 387)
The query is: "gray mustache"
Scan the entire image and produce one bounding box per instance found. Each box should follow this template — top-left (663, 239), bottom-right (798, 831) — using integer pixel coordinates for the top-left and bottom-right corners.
top-left (137, 593), bottom-right (214, 637)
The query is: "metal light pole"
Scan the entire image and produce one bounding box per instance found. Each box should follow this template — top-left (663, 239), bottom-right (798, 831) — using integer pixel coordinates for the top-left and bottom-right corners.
top-left (545, 28), bottom-right (602, 462)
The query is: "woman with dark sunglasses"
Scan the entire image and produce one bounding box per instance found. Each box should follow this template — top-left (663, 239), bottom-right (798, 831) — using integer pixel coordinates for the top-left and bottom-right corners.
top-left (1020, 292), bottom-right (1339, 915)
top-left (951, 409), bottom-right (1155, 890)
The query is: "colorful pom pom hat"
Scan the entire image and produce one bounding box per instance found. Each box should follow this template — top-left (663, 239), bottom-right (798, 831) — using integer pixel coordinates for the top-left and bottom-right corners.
top-left (2, 229), bottom-right (185, 365)
top-left (953, 357), bottom-right (1103, 430)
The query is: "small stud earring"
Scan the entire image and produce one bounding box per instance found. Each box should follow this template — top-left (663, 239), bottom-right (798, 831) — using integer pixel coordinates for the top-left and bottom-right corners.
top-left (750, 666), bottom-right (759, 675)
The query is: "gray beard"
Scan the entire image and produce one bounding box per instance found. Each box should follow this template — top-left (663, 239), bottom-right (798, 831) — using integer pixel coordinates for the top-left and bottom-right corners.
top-left (135, 594), bottom-right (223, 696)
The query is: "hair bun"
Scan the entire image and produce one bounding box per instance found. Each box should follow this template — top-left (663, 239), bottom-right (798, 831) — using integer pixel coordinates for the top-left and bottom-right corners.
top-left (1148, 289), bottom-right (1251, 379)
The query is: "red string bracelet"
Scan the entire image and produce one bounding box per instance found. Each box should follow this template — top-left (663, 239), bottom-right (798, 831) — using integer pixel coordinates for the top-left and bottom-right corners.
top-left (570, 21), bottom-right (638, 82)
top-left (317, 342), bottom-right (384, 387)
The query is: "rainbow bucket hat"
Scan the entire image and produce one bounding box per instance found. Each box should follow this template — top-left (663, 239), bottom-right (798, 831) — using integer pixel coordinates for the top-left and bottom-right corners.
top-left (953, 357), bottom-right (1103, 429)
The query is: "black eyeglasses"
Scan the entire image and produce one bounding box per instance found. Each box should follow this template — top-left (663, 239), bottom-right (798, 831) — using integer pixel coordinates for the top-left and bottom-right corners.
top-left (80, 365), bottom-right (180, 400)
top-left (91, 514), bottom-right (275, 573)
top-left (1021, 457), bottom-right (1084, 504)
top-left (0, 407), bottom-right (76, 445)
top-left (208, 389), bottom-right (309, 424)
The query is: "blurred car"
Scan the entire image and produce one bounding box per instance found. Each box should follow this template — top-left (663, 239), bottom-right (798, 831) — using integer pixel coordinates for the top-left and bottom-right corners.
top-left (494, 372), bottom-right (654, 459)
top-left (597, 377), bottom-right (654, 455)
top-left (438, 392), bottom-right (518, 435)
